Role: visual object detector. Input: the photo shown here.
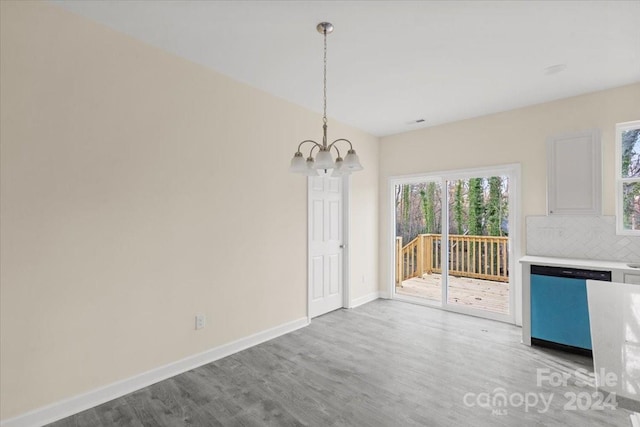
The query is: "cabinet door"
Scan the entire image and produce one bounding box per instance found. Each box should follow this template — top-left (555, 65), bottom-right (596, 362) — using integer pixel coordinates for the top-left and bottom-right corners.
top-left (547, 129), bottom-right (602, 215)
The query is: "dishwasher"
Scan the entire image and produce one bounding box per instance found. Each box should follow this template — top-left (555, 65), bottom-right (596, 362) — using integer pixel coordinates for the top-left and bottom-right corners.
top-left (530, 264), bottom-right (611, 355)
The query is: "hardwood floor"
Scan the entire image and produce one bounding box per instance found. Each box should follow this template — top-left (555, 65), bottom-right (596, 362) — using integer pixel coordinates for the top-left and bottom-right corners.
top-left (49, 300), bottom-right (632, 426)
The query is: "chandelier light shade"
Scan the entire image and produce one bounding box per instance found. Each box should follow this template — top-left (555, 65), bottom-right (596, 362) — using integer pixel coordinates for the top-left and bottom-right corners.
top-left (289, 22), bottom-right (363, 176)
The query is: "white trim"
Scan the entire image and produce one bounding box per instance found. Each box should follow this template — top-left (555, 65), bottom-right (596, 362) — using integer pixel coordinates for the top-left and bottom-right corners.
top-left (388, 163), bottom-right (521, 325)
top-left (394, 292), bottom-right (513, 323)
top-left (378, 290), bottom-right (391, 299)
top-left (394, 292), bottom-right (441, 308)
top-left (0, 317), bottom-right (309, 427)
top-left (307, 176), bottom-right (312, 322)
top-left (342, 174), bottom-right (351, 309)
top-left (388, 179), bottom-right (398, 300)
top-left (388, 163), bottom-right (521, 185)
top-left (349, 291), bottom-right (380, 308)
top-left (440, 176), bottom-right (448, 305)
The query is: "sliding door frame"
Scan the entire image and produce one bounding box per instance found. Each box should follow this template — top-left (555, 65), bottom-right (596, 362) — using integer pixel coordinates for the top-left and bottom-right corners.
top-left (388, 164), bottom-right (521, 324)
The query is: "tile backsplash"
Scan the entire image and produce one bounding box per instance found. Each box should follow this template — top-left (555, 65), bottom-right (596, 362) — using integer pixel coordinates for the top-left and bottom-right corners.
top-left (526, 215), bottom-right (640, 262)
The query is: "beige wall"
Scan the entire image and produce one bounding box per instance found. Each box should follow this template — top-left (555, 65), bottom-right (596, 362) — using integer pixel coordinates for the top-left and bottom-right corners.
top-left (379, 83), bottom-right (640, 309)
top-left (0, 1), bottom-right (379, 420)
top-left (3, 0), bottom-right (637, 421)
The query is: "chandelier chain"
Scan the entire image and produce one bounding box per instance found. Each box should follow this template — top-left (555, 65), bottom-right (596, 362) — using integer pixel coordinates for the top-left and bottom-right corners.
top-left (323, 29), bottom-right (327, 126)
top-left (288, 22), bottom-right (362, 175)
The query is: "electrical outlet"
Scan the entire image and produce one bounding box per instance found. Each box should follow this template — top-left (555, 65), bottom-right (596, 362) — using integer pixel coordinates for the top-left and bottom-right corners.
top-left (195, 314), bottom-right (206, 330)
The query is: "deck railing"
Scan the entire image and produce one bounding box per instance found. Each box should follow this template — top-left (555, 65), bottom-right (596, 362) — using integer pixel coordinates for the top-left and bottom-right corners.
top-left (396, 234), bottom-right (509, 284)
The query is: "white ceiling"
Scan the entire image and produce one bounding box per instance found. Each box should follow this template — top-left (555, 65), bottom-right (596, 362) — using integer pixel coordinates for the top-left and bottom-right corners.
top-left (53, 0), bottom-right (640, 137)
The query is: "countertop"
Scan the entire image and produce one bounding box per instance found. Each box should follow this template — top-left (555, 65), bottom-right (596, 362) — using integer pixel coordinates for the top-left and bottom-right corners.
top-left (519, 255), bottom-right (640, 273)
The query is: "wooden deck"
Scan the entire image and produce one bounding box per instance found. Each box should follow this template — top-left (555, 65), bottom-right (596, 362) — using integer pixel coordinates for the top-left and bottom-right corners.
top-left (396, 273), bottom-right (509, 314)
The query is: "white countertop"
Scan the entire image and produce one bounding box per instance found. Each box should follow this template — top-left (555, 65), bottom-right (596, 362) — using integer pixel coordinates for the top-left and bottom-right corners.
top-left (519, 255), bottom-right (640, 273)
top-left (586, 280), bottom-right (640, 401)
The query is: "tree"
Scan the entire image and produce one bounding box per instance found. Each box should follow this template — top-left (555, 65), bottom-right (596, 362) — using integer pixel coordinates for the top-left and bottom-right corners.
top-left (402, 184), bottom-right (410, 224)
top-left (401, 184), bottom-right (411, 241)
top-left (622, 129), bottom-right (640, 177)
top-left (453, 180), bottom-right (464, 235)
top-left (396, 183), bottom-right (428, 244)
top-left (486, 176), bottom-right (502, 236)
top-left (420, 182), bottom-right (437, 233)
top-left (468, 178), bottom-right (484, 236)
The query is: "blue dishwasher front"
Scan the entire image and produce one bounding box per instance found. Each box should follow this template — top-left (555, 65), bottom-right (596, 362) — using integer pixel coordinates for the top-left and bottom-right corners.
top-left (530, 265), bottom-right (611, 353)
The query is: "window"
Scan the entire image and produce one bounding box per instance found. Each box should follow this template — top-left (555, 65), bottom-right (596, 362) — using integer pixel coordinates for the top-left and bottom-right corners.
top-left (616, 120), bottom-right (640, 235)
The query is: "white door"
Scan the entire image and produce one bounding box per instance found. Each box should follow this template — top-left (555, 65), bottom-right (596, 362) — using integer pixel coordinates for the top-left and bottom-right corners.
top-left (309, 174), bottom-right (343, 318)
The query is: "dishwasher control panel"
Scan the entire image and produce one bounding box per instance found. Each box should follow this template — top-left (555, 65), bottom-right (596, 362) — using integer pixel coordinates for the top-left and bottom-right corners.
top-left (531, 265), bottom-right (611, 281)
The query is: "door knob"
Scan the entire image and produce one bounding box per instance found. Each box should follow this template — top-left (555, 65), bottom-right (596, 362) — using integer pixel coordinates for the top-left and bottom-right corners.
top-left (339, 244), bottom-right (346, 249)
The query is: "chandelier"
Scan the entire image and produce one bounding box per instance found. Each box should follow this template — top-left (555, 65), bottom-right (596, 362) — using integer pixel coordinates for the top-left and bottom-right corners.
top-left (289, 22), bottom-right (363, 176)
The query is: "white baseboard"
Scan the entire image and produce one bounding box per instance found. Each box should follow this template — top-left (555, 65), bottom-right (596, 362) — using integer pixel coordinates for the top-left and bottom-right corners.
top-left (378, 290), bottom-right (391, 299)
top-left (1, 317), bottom-right (309, 427)
top-left (349, 291), bottom-right (380, 308)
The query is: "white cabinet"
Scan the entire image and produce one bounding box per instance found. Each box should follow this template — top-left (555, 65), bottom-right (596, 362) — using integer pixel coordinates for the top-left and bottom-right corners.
top-left (547, 130), bottom-right (602, 215)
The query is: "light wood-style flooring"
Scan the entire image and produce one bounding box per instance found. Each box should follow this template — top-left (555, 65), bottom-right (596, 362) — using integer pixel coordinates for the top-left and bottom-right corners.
top-left (49, 300), bottom-right (632, 426)
top-left (397, 273), bottom-right (509, 314)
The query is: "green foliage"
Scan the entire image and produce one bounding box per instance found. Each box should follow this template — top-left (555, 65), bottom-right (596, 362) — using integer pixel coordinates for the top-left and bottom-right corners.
top-left (621, 129), bottom-right (640, 178)
top-left (402, 184), bottom-right (410, 224)
top-left (454, 180), bottom-right (464, 235)
top-left (468, 178), bottom-right (484, 236)
top-left (395, 175), bottom-right (509, 243)
top-left (623, 182), bottom-right (640, 229)
top-left (487, 176), bottom-right (502, 236)
top-left (420, 182), bottom-right (437, 233)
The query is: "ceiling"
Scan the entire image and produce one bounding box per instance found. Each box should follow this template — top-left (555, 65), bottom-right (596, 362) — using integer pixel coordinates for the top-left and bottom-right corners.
top-left (53, 0), bottom-right (640, 137)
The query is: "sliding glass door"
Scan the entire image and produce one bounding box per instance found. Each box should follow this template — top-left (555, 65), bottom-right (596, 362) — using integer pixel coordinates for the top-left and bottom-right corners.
top-left (392, 165), bottom-right (517, 322)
